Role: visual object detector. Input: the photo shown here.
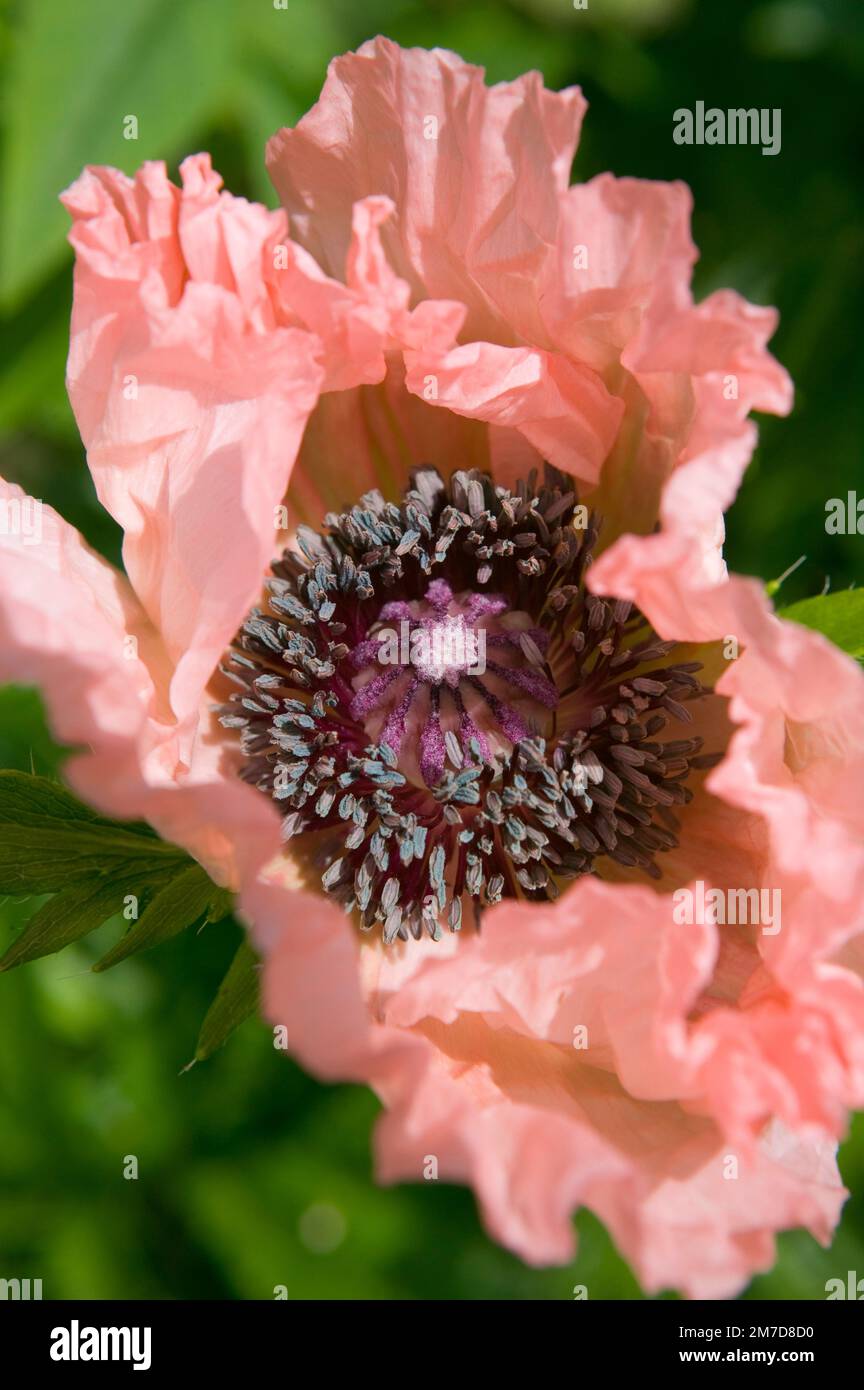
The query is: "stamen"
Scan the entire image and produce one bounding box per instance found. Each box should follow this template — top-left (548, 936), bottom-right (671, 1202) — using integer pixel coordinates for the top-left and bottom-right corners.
top-left (219, 466), bottom-right (714, 940)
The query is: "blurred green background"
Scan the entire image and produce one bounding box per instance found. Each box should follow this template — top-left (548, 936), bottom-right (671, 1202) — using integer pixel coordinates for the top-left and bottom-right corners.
top-left (1, 0), bottom-right (862, 1300)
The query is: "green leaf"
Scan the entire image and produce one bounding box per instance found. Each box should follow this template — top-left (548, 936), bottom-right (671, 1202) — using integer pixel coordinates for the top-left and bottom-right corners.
top-left (193, 940), bottom-right (260, 1062)
top-left (777, 589), bottom-right (864, 663)
top-left (93, 864), bottom-right (233, 972)
top-left (0, 771), bottom-right (182, 893)
top-left (0, 768), bottom-right (109, 826)
top-left (0, 868), bottom-right (170, 971)
top-left (0, 827), bottom-right (179, 893)
top-left (0, 772), bottom-right (233, 975)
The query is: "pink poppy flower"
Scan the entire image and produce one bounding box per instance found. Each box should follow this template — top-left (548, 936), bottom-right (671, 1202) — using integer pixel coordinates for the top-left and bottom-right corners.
top-left (2, 37), bottom-right (861, 1297)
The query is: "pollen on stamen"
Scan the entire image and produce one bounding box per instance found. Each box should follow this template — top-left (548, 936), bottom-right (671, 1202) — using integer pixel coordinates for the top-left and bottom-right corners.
top-left (218, 465), bottom-right (716, 942)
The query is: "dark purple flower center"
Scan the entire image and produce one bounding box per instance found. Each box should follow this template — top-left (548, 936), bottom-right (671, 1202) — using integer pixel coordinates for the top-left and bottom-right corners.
top-left (220, 466), bottom-right (715, 942)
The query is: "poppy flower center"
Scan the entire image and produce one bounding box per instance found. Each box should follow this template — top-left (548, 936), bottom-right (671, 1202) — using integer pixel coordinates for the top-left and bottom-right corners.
top-left (220, 466), bottom-right (716, 941)
top-left (349, 577), bottom-right (557, 788)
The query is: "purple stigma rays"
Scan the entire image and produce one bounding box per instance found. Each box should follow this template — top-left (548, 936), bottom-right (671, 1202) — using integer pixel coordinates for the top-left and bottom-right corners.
top-left (219, 465), bottom-right (717, 943)
top-left (348, 577), bottom-right (557, 786)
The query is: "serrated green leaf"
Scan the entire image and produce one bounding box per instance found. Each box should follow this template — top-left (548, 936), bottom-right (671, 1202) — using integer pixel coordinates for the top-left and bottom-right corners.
top-left (0, 868), bottom-right (171, 971)
top-left (94, 864), bottom-right (233, 972)
top-left (0, 825), bottom-right (184, 894)
top-left (778, 589), bottom-right (864, 663)
top-left (0, 768), bottom-right (159, 835)
top-left (0, 771), bottom-right (182, 893)
top-left (0, 772), bottom-right (234, 972)
top-left (193, 940), bottom-right (260, 1062)
top-left (0, 768), bottom-right (106, 825)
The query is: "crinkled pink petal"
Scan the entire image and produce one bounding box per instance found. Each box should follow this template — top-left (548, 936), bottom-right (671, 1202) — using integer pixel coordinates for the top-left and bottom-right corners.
top-left (0, 480), bottom-right (160, 750)
top-left (538, 174), bottom-right (697, 372)
top-left (255, 857), bottom-right (845, 1295)
top-left (624, 294), bottom-right (792, 567)
top-left (615, 290), bottom-right (792, 574)
top-left (589, 558), bottom-right (864, 957)
top-left (626, 289), bottom-right (793, 417)
top-left (266, 36), bottom-right (587, 344)
top-left (632, 1122), bottom-right (844, 1299)
top-left (377, 1050), bottom-right (844, 1297)
top-left (0, 480), bottom-right (280, 887)
top-left (588, 522), bottom-right (864, 1137)
top-left (377, 879), bottom-right (716, 1101)
top-left (63, 155), bottom-right (325, 742)
top-left (267, 41), bottom-right (790, 561)
top-left (403, 340), bottom-right (623, 485)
